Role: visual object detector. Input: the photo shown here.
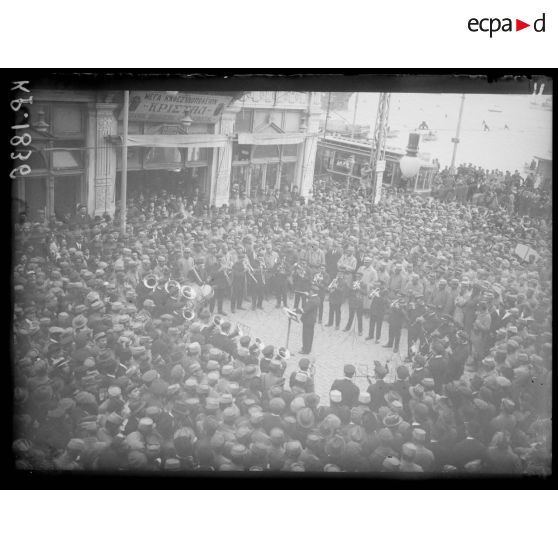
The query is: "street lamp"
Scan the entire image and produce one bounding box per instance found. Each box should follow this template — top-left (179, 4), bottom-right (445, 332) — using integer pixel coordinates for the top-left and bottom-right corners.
top-left (399, 132), bottom-right (422, 193)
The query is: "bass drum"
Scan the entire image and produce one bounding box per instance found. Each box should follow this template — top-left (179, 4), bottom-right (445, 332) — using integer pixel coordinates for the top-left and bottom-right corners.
top-left (200, 284), bottom-right (214, 302)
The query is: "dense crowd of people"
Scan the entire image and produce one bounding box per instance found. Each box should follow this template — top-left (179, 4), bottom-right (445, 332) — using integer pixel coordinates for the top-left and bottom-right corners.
top-left (430, 163), bottom-right (552, 221)
top-left (12, 165), bottom-right (552, 474)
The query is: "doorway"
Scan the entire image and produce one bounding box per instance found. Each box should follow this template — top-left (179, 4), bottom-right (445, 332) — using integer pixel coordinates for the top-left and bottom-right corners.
top-left (54, 175), bottom-right (80, 220)
top-left (24, 177), bottom-right (47, 222)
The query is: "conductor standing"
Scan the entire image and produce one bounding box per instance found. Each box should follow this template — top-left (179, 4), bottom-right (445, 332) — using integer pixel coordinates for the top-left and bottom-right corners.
top-left (298, 285), bottom-right (320, 354)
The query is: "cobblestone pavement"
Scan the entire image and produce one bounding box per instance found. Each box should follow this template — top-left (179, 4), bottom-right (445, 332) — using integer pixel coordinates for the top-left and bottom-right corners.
top-left (224, 297), bottom-right (410, 402)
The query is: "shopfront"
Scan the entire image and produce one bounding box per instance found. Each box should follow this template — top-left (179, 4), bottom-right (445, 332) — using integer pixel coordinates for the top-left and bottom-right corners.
top-left (231, 141), bottom-right (299, 200)
top-left (12, 90), bottom-right (322, 220)
top-left (114, 113), bottom-right (215, 203)
top-left (12, 101), bottom-right (88, 221)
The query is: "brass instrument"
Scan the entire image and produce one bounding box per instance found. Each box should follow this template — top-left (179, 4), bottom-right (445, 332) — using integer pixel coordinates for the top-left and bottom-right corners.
top-left (276, 255), bottom-right (287, 275)
top-left (352, 280), bottom-right (362, 291)
top-left (258, 257), bottom-right (266, 285)
top-left (294, 290), bottom-right (310, 297)
top-left (328, 276), bottom-right (340, 292)
top-left (142, 273), bottom-right (159, 291)
top-left (181, 284), bottom-right (196, 301)
top-left (368, 288), bottom-right (380, 300)
top-left (182, 308), bottom-right (196, 322)
top-left (222, 265), bottom-right (232, 286)
top-left (243, 257), bottom-right (257, 284)
top-left (191, 264), bottom-right (203, 285)
top-left (165, 279), bottom-right (182, 301)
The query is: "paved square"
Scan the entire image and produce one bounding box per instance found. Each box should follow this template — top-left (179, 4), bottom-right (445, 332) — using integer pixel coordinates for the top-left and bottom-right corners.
top-left (227, 299), bottom-right (409, 401)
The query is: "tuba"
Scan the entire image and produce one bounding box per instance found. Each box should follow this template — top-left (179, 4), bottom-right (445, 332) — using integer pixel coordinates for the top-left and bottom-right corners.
top-left (143, 273), bottom-right (159, 291)
top-left (165, 279), bottom-right (182, 301)
top-left (181, 284), bottom-right (197, 301)
top-left (182, 308), bottom-right (196, 322)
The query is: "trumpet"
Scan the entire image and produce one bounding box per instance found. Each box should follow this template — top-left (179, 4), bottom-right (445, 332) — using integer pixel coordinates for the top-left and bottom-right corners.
top-left (368, 288), bottom-right (380, 299)
top-left (328, 276), bottom-right (340, 292)
top-left (243, 257), bottom-right (257, 283)
top-left (222, 266), bottom-right (232, 286)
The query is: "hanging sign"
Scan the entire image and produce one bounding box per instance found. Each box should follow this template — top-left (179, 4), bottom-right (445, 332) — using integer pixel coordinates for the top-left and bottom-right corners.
top-left (123, 92), bottom-right (233, 124)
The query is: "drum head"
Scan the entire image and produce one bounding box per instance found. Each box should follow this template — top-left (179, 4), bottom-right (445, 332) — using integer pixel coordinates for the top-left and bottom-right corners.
top-left (201, 284), bottom-right (214, 298)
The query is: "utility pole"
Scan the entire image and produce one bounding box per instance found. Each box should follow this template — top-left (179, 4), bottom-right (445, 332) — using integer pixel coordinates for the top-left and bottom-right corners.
top-left (369, 93), bottom-right (391, 203)
top-left (450, 94), bottom-right (465, 174)
top-left (350, 92), bottom-right (359, 139)
top-left (323, 92), bottom-right (331, 138)
top-left (120, 90), bottom-right (129, 233)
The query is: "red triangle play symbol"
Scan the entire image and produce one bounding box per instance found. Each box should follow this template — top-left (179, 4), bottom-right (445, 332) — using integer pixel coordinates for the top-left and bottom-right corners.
top-left (516, 19), bottom-right (530, 31)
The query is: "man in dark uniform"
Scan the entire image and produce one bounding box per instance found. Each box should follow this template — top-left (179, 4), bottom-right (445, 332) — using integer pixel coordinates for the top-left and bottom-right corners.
top-left (330, 364), bottom-right (360, 408)
top-left (384, 294), bottom-right (407, 353)
top-left (367, 286), bottom-right (389, 342)
top-left (230, 258), bottom-right (246, 313)
top-left (293, 262), bottom-right (311, 310)
top-left (426, 341), bottom-right (449, 392)
top-left (343, 271), bottom-right (367, 335)
top-left (448, 330), bottom-right (469, 381)
top-left (313, 265), bottom-right (330, 325)
top-left (272, 255), bottom-right (289, 309)
top-left (406, 294), bottom-right (426, 360)
top-left (298, 286), bottom-right (320, 354)
top-left (247, 258), bottom-right (265, 310)
top-left (325, 272), bottom-right (345, 330)
top-left (207, 255), bottom-right (229, 315)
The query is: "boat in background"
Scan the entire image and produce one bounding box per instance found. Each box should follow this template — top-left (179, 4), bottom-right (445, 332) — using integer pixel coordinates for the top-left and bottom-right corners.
top-left (488, 105), bottom-right (503, 113)
top-left (422, 130), bottom-right (438, 142)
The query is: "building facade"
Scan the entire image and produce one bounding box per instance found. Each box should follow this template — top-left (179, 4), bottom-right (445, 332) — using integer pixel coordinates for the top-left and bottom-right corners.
top-left (12, 90), bottom-right (322, 221)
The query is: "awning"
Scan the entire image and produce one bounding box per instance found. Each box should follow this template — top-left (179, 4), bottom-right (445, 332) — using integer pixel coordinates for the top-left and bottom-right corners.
top-left (52, 150), bottom-right (81, 169)
top-left (111, 134), bottom-right (228, 149)
top-left (237, 132), bottom-right (305, 146)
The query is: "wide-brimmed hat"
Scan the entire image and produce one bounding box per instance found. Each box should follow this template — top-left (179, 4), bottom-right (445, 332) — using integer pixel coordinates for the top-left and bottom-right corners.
top-left (296, 407), bottom-right (315, 429)
top-left (383, 413), bottom-right (403, 428)
top-left (409, 384), bottom-right (425, 399)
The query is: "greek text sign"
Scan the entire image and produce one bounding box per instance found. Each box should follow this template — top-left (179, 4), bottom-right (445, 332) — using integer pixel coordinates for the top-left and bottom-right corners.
top-left (124, 92), bottom-right (232, 123)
